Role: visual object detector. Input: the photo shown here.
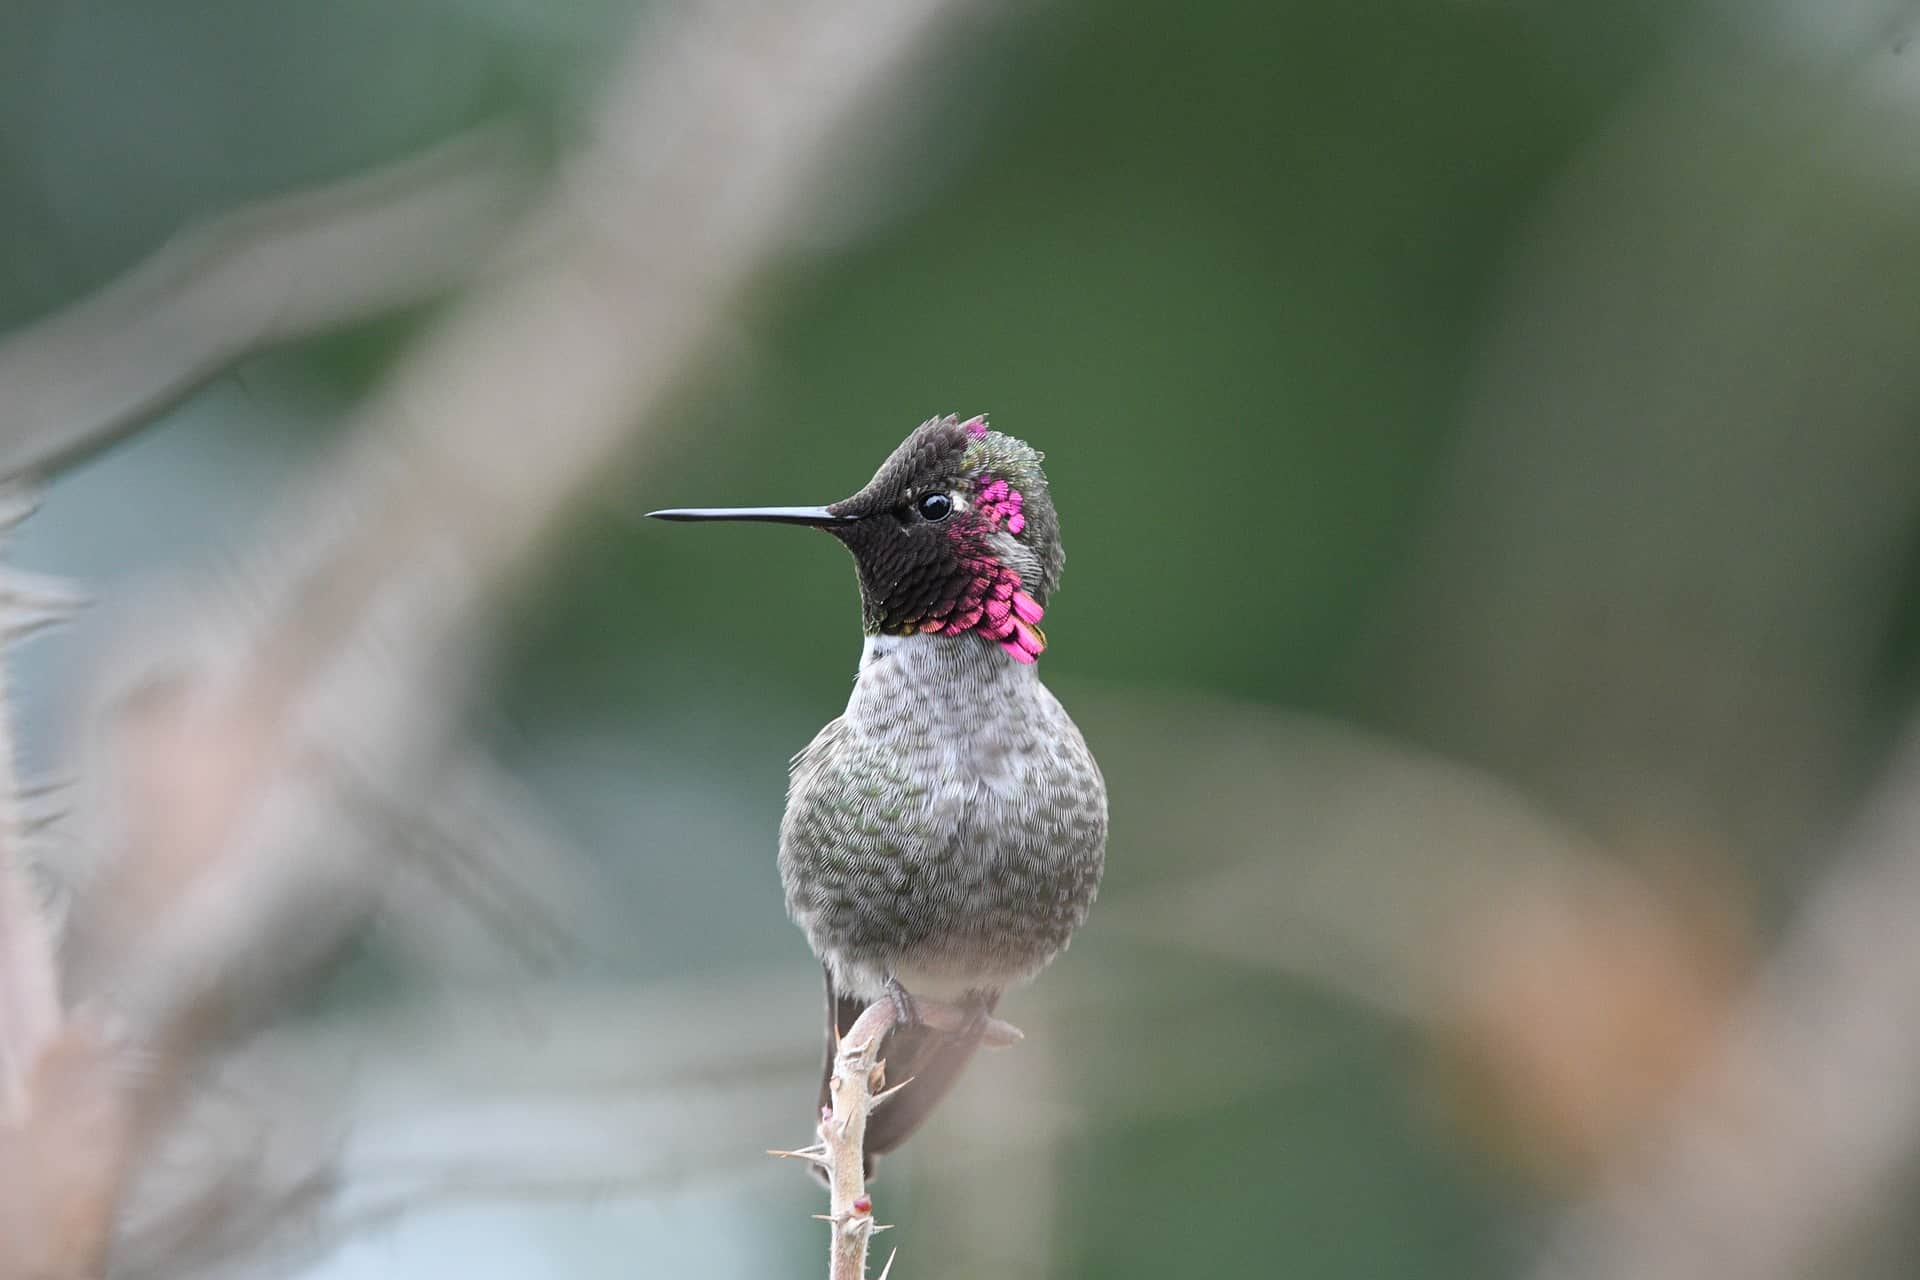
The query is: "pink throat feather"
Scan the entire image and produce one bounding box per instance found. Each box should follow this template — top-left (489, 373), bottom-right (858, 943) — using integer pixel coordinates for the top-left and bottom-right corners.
top-left (917, 560), bottom-right (1046, 663)
top-left (912, 467), bottom-right (1046, 663)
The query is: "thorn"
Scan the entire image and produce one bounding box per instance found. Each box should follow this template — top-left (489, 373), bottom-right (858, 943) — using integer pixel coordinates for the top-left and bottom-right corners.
top-left (15, 778), bottom-right (74, 836)
top-left (872, 1074), bottom-right (917, 1109)
top-left (0, 486), bottom-right (42, 533)
top-left (0, 569), bottom-right (90, 640)
top-left (17, 797), bottom-right (65, 837)
top-left (1, 614), bottom-right (64, 644)
top-left (0, 568), bottom-right (90, 610)
top-left (768, 1146), bottom-right (830, 1167)
top-left (877, 1247), bottom-right (899, 1280)
top-left (17, 776), bottom-right (74, 801)
top-left (18, 814), bottom-right (62, 840)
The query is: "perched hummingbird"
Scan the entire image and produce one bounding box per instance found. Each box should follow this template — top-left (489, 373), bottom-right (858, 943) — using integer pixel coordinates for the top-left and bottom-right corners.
top-left (650, 413), bottom-right (1107, 1166)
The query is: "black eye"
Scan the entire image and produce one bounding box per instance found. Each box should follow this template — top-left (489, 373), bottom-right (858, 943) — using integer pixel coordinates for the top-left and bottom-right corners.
top-left (916, 492), bottom-right (953, 522)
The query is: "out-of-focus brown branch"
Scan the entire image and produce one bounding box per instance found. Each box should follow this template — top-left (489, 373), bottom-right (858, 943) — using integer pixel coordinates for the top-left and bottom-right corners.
top-left (0, 490), bottom-right (105, 1280)
top-left (0, 127), bottom-right (532, 480)
top-left (0, 1), bottom-right (977, 1275)
top-left (1533, 723), bottom-right (1920, 1279)
top-left (55, 0), bottom-right (971, 1043)
top-left (1080, 692), bottom-right (1763, 1185)
top-left (0, 1022), bottom-right (129, 1280)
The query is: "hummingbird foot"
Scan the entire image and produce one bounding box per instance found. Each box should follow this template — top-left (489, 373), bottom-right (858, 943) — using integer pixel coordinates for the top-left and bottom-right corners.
top-left (953, 992), bottom-right (997, 1043)
top-left (881, 975), bottom-right (921, 1028)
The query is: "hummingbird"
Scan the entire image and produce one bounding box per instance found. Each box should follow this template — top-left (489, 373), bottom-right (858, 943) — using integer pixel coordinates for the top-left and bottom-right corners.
top-left (650, 413), bottom-right (1107, 1167)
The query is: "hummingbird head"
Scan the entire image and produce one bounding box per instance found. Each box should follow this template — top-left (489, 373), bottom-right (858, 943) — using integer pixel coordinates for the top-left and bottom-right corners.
top-left (650, 414), bottom-right (1062, 663)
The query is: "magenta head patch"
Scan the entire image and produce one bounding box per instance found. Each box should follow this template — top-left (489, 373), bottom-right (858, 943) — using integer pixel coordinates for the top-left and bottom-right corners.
top-left (911, 433), bottom-right (1047, 660)
top-left (972, 476), bottom-right (1028, 537)
top-left (827, 412), bottom-right (1061, 659)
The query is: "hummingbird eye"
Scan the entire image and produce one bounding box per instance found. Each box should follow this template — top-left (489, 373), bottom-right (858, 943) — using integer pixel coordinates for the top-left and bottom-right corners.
top-left (916, 492), bottom-right (953, 522)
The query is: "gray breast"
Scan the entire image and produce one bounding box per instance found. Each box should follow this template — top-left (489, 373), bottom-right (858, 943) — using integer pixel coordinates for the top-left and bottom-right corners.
top-left (779, 634), bottom-right (1107, 1002)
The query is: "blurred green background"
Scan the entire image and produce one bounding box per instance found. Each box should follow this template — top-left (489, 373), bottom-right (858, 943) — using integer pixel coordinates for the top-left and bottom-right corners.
top-left (11, 0), bottom-right (1920, 1276)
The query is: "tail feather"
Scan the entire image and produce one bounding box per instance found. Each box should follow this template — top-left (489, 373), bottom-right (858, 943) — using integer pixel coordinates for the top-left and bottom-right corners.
top-left (816, 966), bottom-right (996, 1176)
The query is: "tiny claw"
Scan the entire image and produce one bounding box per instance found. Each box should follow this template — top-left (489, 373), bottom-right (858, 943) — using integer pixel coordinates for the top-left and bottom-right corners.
top-left (957, 1003), bottom-right (991, 1041)
top-left (978, 1015), bottom-right (1024, 1048)
top-left (883, 975), bottom-right (920, 1027)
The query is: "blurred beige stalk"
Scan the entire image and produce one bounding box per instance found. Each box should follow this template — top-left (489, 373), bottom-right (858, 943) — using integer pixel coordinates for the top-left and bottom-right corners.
top-left (0, 128), bottom-right (532, 480)
top-left (1082, 695), bottom-right (1755, 1175)
top-left (1533, 722), bottom-right (1920, 1280)
top-left (0, 1026), bottom-right (127, 1280)
top-left (0, 0), bottom-right (974, 1275)
top-left (1431, 854), bottom-right (1750, 1183)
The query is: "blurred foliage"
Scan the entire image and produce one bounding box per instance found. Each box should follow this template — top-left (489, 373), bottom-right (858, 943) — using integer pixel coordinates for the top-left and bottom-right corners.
top-left (541, 0), bottom-right (1668, 715)
top-left (14, 0), bottom-right (1920, 1276)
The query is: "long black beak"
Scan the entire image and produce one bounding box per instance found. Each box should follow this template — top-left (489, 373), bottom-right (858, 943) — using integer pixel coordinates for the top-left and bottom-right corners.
top-left (645, 505), bottom-right (854, 526)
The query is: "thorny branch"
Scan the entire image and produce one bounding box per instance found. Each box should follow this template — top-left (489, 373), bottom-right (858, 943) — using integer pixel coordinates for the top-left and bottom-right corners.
top-left (775, 997), bottom-right (1022, 1280)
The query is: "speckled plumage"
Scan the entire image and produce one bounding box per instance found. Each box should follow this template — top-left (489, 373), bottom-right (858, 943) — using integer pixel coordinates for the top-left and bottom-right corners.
top-left (782, 631), bottom-right (1106, 1004)
top-left (651, 413), bottom-right (1106, 1165)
